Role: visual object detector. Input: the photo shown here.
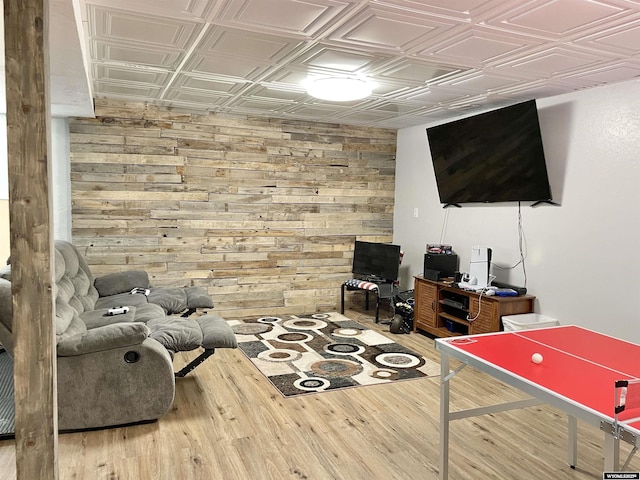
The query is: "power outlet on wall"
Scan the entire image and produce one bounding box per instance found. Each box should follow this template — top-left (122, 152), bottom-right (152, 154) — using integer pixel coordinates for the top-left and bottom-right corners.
top-left (413, 207), bottom-right (419, 218)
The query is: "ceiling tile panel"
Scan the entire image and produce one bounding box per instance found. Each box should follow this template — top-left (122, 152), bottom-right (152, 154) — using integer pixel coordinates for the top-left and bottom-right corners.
top-left (83, 0), bottom-right (214, 20)
top-left (92, 42), bottom-right (184, 69)
top-left (376, 59), bottom-right (464, 84)
top-left (561, 61), bottom-right (640, 87)
top-left (417, 28), bottom-right (542, 67)
top-left (436, 71), bottom-right (530, 94)
top-left (485, 0), bottom-right (632, 39)
top-left (292, 44), bottom-right (386, 73)
top-left (399, 86), bottom-right (472, 106)
top-left (371, 0), bottom-right (506, 21)
top-left (197, 27), bottom-right (305, 63)
top-left (493, 45), bottom-right (614, 77)
top-left (283, 97), bottom-right (373, 116)
top-left (182, 53), bottom-right (272, 80)
top-left (494, 79), bottom-right (581, 98)
top-left (576, 17), bottom-right (640, 55)
top-left (225, 97), bottom-right (293, 114)
top-left (163, 89), bottom-right (232, 104)
top-left (362, 100), bottom-right (424, 116)
top-left (88, 5), bottom-right (202, 49)
top-left (171, 74), bottom-right (248, 95)
top-left (260, 68), bottom-right (311, 85)
top-left (93, 65), bottom-right (170, 85)
top-left (244, 85), bottom-right (308, 102)
top-left (326, 4), bottom-right (459, 53)
top-left (214, 0), bottom-right (355, 37)
top-left (94, 82), bottom-right (162, 99)
top-left (61, 0), bottom-right (640, 128)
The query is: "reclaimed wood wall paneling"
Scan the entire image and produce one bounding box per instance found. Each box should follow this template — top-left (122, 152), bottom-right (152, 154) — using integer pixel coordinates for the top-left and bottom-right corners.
top-left (69, 100), bottom-right (397, 317)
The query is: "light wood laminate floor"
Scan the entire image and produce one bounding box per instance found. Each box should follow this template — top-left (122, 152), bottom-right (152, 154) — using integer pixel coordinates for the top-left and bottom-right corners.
top-left (1, 304), bottom-right (638, 479)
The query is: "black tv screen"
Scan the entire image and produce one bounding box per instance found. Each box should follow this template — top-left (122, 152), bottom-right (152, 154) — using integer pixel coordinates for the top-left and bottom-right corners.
top-left (352, 241), bottom-right (401, 281)
top-left (426, 100), bottom-right (552, 205)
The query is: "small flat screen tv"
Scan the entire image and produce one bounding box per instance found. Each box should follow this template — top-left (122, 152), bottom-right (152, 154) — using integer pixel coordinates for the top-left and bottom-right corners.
top-left (352, 241), bottom-right (401, 281)
top-left (426, 100), bottom-right (552, 205)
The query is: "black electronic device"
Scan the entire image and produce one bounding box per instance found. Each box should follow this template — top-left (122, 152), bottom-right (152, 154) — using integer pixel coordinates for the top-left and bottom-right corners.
top-left (442, 298), bottom-right (468, 310)
top-left (352, 240), bottom-right (401, 282)
top-left (423, 268), bottom-right (440, 281)
top-left (492, 281), bottom-right (527, 295)
top-left (424, 253), bottom-right (458, 280)
top-left (396, 289), bottom-right (414, 303)
top-left (426, 100), bottom-right (553, 206)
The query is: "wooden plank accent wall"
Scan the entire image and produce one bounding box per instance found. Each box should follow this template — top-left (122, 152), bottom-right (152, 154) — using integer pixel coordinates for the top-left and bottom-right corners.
top-left (69, 99), bottom-right (397, 318)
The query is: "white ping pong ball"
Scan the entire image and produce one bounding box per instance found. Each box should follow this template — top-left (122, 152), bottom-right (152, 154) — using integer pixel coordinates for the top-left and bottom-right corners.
top-left (531, 353), bottom-right (543, 364)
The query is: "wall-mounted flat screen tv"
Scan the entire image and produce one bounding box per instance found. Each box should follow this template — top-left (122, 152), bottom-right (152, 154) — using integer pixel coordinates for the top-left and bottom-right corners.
top-left (426, 100), bottom-right (552, 206)
top-left (352, 241), bottom-right (401, 281)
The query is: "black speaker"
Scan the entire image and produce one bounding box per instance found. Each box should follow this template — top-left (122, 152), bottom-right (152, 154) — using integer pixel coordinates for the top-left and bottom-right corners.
top-left (424, 254), bottom-right (458, 280)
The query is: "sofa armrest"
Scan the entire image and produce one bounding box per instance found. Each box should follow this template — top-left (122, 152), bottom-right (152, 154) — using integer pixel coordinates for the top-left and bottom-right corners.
top-left (57, 322), bottom-right (150, 356)
top-left (56, 338), bottom-right (175, 430)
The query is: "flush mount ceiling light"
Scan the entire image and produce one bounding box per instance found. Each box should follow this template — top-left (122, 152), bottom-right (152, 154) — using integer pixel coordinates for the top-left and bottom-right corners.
top-left (306, 77), bottom-right (372, 102)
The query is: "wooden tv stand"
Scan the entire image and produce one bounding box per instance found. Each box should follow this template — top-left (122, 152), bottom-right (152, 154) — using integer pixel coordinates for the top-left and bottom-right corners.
top-left (413, 276), bottom-right (535, 337)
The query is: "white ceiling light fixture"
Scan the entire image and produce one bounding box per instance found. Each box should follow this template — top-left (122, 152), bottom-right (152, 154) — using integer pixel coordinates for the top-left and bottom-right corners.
top-left (306, 77), bottom-right (373, 102)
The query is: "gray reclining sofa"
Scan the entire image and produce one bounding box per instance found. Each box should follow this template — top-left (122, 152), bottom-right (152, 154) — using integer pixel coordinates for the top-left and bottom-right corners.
top-left (0, 240), bottom-right (237, 431)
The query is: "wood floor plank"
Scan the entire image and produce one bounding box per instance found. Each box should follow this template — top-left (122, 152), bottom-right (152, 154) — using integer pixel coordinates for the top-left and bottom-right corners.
top-left (1, 304), bottom-right (639, 479)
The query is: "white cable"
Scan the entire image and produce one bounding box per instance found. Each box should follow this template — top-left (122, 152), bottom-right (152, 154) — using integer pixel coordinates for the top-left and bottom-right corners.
top-left (466, 289), bottom-right (485, 322)
top-left (490, 202), bottom-right (528, 288)
top-left (440, 208), bottom-right (450, 245)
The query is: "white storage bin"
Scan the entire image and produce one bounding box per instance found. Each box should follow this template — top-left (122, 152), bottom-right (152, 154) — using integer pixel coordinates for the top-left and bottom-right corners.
top-left (502, 313), bottom-right (559, 331)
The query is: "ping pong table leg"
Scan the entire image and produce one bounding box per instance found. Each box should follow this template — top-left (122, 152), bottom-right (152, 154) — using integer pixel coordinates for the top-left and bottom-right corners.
top-left (568, 415), bottom-right (577, 468)
top-left (439, 352), bottom-right (450, 480)
top-left (604, 432), bottom-right (620, 472)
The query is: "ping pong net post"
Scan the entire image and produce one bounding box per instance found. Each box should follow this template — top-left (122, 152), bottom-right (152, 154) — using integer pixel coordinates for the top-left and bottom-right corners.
top-left (613, 379), bottom-right (640, 469)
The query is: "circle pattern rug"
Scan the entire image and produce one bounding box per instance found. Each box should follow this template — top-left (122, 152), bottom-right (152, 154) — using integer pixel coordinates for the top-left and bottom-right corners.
top-left (228, 312), bottom-right (439, 397)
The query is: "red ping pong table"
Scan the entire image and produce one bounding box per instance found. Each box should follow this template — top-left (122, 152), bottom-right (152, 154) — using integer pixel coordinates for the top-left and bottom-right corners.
top-left (435, 325), bottom-right (640, 479)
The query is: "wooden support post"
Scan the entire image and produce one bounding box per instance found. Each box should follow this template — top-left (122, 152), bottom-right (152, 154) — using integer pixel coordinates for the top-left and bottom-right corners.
top-left (3, 0), bottom-right (58, 478)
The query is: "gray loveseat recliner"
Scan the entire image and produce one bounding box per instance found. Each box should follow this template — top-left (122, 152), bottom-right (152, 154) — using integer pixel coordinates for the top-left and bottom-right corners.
top-left (0, 240), bottom-right (237, 431)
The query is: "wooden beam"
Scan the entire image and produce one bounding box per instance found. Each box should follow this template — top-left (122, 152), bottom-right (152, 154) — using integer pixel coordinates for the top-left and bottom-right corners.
top-left (3, 0), bottom-right (58, 478)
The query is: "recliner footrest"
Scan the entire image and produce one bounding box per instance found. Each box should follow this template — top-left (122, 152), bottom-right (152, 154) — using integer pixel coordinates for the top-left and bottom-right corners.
top-left (148, 313), bottom-right (237, 352)
top-left (175, 349), bottom-right (216, 378)
top-left (147, 312), bottom-right (237, 377)
top-left (196, 314), bottom-right (238, 350)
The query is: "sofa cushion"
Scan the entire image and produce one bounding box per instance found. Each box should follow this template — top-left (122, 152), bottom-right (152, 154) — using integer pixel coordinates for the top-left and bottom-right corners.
top-left (146, 316), bottom-right (203, 352)
top-left (56, 297), bottom-right (78, 334)
top-left (185, 286), bottom-right (214, 309)
top-left (55, 241), bottom-right (99, 312)
top-left (132, 303), bottom-right (166, 324)
top-left (197, 314), bottom-right (238, 349)
top-left (94, 270), bottom-right (150, 297)
top-left (147, 287), bottom-right (188, 314)
top-left (81, 307), bottom-right (137, 329)
top-left (94, 292), bottom-right (149, 310)
top-left (57, 241), bottom-right (81, 278)
top-left (56, 312), bottom-right (88, 344)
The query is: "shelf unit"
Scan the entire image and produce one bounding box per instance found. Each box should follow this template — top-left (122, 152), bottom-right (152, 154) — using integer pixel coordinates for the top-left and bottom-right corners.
top-left (413, 276), bottom-right (535, 337)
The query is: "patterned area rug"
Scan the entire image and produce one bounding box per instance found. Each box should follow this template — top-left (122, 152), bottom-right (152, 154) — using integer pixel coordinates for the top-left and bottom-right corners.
top-left (0, 350), bottom-right (14, 439)
top-left (228, 312), bottom-right (439, 397)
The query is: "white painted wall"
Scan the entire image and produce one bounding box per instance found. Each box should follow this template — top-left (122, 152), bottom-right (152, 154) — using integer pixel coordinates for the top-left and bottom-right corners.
top-left (393, 79), bottom-right (640, 342)
top-left (0, 114), bottom-right (9, 262)
top-left (51, 117), bottom-right (72, 242)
